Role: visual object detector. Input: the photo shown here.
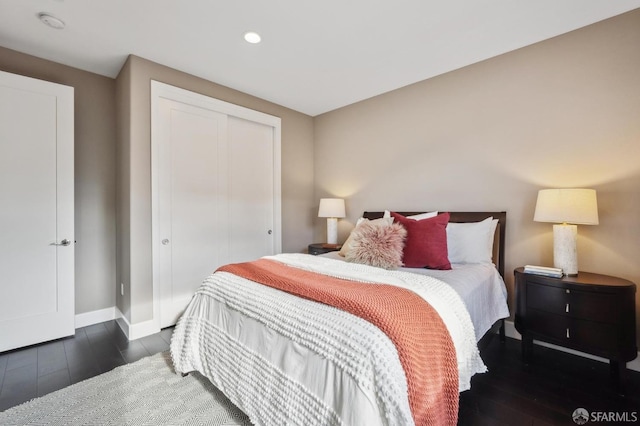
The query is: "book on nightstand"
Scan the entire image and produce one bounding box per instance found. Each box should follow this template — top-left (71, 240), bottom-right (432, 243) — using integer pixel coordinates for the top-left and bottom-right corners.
top-left (523, 265), bottom-right (564, 278)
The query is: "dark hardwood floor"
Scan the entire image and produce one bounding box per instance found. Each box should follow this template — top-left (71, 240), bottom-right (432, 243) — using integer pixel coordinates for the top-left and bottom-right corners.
top-left (1, 321), bottom-right (638, 425)
top-left (0, 320), bottom-right (173, 412)
top-left (460, 334), bottom-right (640, 425)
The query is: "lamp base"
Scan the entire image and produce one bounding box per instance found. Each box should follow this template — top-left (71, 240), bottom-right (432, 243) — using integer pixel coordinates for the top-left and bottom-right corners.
top-left (553, 224), bottom-right (578, 276)
top-left (326, 217), bottom-right (338, 245)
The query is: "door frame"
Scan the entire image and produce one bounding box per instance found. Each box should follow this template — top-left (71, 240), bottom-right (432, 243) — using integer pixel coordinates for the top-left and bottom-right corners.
top-left (150, 81), bottom-right (282, 331)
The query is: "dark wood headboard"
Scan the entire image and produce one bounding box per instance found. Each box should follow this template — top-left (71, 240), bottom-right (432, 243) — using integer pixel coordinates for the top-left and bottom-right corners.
top-left (362, 211), bottom-right (507, 278)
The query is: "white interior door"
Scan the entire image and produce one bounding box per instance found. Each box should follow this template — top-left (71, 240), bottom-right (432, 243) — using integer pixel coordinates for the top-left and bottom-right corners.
top-left (155, 97), bottom-right (228, 328)
top-left (0, 70), bottom-right (74, 352)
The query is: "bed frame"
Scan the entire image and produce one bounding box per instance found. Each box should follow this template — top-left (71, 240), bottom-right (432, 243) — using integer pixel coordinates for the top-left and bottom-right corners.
top-left (363, 211), bottom-right (507, 341)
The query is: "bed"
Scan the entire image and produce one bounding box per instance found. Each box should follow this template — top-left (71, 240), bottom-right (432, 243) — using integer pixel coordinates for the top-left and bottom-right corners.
top-left (170, 211), bottom-right (509, 426)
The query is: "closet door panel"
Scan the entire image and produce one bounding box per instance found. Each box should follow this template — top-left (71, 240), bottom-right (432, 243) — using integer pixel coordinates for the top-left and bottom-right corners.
top-left (157, 98), bottom-right (227, 328)
top-left (228, 116), bottom-right (276, 263)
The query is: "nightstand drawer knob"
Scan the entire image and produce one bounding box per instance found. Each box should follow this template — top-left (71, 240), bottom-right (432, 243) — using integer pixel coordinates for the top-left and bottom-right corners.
top-left (566, 303), bottom-right (570, 313)
top-left (566, 328), bottom-right (570, 339)
top-left (566, 289), bottom-right (570, 294)
top-left (267, 230), bottom-right (272, 235)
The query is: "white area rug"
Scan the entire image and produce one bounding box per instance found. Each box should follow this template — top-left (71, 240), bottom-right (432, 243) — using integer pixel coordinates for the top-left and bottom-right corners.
top-left (0, 352), bottom-right (252, 425)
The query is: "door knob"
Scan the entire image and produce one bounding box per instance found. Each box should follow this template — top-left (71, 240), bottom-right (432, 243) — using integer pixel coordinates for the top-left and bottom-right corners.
top-left (52, 239), bottom-right (71, 246)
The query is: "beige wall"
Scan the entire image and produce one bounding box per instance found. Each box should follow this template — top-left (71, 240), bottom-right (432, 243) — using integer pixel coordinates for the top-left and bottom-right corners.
top-left (116, 55), bottom-right (315, 324)
top-left (0, 46), bottom-right (117, 316)
top-left (115, 58), bottom-right (133, 321)
top-left (314, 10), bottom-right (640, 341)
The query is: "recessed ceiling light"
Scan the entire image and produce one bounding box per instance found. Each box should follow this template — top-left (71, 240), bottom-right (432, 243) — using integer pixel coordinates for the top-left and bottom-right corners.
top-left (244, 32), bottom-right (261, 44)
top-left (38, 12), bottom-right (65, 29)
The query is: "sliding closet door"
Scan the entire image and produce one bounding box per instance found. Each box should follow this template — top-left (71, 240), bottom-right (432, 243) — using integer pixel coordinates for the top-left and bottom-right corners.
top-left (152, 81), bottom-right (281, 329)
top-left (0, 70), bottom-right (74, 352)
top-left (155, 97), bottom-right (228, 328)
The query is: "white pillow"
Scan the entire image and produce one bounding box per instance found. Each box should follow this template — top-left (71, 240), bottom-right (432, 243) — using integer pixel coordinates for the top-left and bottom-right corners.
top-left (406, 211), bottom-right (438, 221)
top-left (446, 217), bottom-right (498, 264)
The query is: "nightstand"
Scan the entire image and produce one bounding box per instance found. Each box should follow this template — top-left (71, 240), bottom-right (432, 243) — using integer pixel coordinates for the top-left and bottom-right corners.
top-left (308, 243), bottom-right (342, 256)
top-left (514, 267), bottom-right (637, 391)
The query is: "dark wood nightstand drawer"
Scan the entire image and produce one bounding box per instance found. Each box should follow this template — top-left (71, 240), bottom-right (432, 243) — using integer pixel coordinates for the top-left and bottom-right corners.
top-left (527, 309), bottom-right (617, 355)
top-left (527, 280), bottom-right (619, 323)
top-left (514, 267), bottom-right (637, 391)
top-left (308, 243), bottom-right (342, 256)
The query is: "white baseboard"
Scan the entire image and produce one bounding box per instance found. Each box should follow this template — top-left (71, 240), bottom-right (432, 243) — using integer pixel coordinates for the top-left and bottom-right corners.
top-left (114, 306), bottom-right (160, 341)
top-left (75, 307), bottom-right (117, 329)
top-left (503, 320), bottom-right (640, 373)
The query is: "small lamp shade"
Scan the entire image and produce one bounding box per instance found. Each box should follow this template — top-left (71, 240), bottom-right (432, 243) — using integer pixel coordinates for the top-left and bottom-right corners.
top-left (318, 198), bottom-right (345, 245)
top-left (318, 198), bottom-right (346, 219)
top-left (533, 188), bottom-right (598, 276)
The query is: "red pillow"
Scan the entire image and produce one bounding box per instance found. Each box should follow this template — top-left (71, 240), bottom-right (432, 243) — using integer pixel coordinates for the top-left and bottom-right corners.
top-left (391, 212), bottom-right (451, 269)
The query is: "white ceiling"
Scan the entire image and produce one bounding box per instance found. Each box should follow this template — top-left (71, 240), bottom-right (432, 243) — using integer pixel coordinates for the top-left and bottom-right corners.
top-left (1, 1), bottom-right (639, 116)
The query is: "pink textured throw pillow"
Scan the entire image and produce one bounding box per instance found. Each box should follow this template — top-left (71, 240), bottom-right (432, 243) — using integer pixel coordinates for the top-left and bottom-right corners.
top-left (345, 221), bottom-right (407, 269)
top-left (391, 212), bottom-right (451, 270)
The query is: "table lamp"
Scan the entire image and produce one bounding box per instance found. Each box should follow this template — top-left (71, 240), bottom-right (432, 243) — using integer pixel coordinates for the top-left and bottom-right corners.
top-left (318, 198), bottom-right (346, 245)
top-left (533, 188), bottom-right (599, 276)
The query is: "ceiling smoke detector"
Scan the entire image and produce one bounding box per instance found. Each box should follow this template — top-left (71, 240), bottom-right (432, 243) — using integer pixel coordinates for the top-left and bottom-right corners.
top-left (38, 13), bottom-right (66, 30)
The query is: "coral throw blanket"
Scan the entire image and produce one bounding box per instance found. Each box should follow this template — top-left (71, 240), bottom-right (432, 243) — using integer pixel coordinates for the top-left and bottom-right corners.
top-left (218, 258), bottom-right (459, 425)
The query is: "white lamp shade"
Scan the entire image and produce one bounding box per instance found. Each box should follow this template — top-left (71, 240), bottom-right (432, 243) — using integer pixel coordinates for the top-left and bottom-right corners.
top-left (318, 198), bottom-right (346, 218)
top-left (533, 189), bottom-right (598, 225)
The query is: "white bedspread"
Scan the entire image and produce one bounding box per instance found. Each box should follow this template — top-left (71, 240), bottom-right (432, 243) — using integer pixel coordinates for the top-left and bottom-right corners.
top-left (322, 252), bottom-right (510, 341)
top-left (170, 253), bottom-right (486, 426)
